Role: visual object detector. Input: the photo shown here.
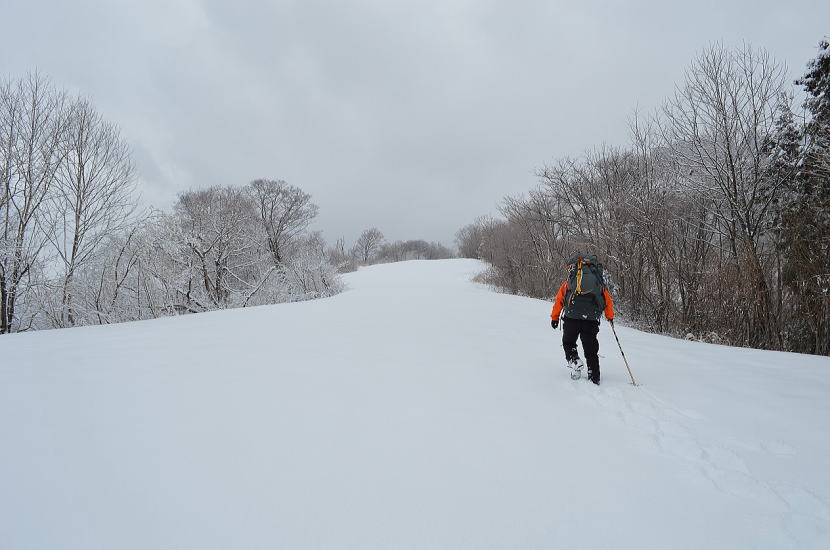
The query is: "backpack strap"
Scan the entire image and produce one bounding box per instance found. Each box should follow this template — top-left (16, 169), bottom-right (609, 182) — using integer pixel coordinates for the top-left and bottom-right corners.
top-left (592, 263), bottom-right (607, 290)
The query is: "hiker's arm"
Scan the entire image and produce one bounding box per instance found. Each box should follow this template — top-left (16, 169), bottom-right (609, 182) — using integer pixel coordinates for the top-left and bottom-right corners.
top-left (603, 288), bottom-right (614, 320)
top-left (551, 282), bottom-right (568, 321)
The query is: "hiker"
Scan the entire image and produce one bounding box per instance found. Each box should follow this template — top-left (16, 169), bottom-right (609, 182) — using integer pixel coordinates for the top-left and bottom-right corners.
top-left (550, 254), bottom-right (615, 385)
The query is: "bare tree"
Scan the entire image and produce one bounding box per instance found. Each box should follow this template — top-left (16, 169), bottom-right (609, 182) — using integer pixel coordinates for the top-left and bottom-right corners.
top-left (46, 97), bottom-right (136, 327)
top-left (352, 227), bottom-right (384, 264)
top-left (0, 74), bottom-right (69, 333)
top-left (327, 236), bottom-right (357, 272)
top-left (74, 221), bottom-right (146, 325)
top-left (659, 43), bottom-right (789, 347)
top-left (247, 179), bottom-right (318, 266)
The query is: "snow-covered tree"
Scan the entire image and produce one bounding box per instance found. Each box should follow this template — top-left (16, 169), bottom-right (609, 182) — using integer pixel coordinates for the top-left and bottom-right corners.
top-left (0, 72), bottom-right (343, 335)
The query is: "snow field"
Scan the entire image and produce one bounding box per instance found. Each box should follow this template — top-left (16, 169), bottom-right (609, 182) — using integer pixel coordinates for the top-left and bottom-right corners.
top-left (1, 259), bottom-right (829, 549)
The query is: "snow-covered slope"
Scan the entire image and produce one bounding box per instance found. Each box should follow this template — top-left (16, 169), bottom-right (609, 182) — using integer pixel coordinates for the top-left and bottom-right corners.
top-left (2, 259), bottom-right (829, 549)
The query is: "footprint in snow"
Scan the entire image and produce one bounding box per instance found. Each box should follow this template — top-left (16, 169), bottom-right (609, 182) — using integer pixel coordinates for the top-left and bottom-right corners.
top-left (774, 485), bottom-right (830, 521)
top-left (701, 465), bottom-right (787, 506)
top-left (760, 440), bottom-right (797, 456)
top-left (701, 445), bottom-right (751, 475)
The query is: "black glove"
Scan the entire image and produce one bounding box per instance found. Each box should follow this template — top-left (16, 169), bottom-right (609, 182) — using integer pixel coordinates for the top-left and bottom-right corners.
top-left (551, 319), bottom-right (559, 329)
top-left (608, 318), bottom-right (614, 327)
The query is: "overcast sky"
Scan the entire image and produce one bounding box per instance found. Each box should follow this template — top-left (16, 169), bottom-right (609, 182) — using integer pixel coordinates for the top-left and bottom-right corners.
top-left (2, 0), bottom-right (828, 245)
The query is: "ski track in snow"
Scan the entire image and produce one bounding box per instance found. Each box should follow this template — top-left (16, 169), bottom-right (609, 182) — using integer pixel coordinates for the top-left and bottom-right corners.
top-left (2, 259), bottom-right (830, 550)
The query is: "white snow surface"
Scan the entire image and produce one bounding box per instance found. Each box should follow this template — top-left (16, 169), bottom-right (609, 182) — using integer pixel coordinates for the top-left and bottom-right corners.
top-left (2, 259), bottom-right (830, 549)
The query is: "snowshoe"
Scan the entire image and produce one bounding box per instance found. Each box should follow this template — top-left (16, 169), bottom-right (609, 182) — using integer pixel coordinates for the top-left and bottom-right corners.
top-left (568, 358), bottom-right (584, 380)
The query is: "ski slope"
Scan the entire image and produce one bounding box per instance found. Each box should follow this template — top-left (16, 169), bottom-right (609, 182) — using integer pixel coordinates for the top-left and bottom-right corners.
top-left (2, 259), bottom-right (829, 549)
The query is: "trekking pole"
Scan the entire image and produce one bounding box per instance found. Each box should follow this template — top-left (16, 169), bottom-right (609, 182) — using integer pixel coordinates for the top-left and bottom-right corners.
top-left (610, 322), bottom-right (638, 386)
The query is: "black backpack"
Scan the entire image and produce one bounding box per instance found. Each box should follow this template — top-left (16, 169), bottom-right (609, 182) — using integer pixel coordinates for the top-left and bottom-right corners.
top-left (563, 254), bottom-right (607, 321)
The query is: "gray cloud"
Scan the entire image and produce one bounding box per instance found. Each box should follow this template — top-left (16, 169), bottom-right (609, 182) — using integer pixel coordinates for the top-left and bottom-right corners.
top-left (3, 0), bottom-right (828, 244)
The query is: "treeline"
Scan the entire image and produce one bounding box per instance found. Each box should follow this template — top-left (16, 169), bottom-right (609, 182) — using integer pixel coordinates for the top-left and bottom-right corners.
top-left (457, 42), bottom-right (830, 355)
top-left (329, 227), bottom-right (454, 272)
top-left (1, 74), bottom-right (340, 333)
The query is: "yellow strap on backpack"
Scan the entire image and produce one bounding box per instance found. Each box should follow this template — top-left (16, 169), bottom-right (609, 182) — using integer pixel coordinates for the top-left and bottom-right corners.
top-left (576, 258), bottom-right (583, 294)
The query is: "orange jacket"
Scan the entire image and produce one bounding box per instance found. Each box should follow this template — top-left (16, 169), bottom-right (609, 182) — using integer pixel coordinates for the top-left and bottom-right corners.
top-left (550, 281), bottom-right (614, 321)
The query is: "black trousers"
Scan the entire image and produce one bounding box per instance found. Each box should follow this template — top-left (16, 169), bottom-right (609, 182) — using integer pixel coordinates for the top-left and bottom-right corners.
top-left (562, 318), bottom-right (600, 379)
